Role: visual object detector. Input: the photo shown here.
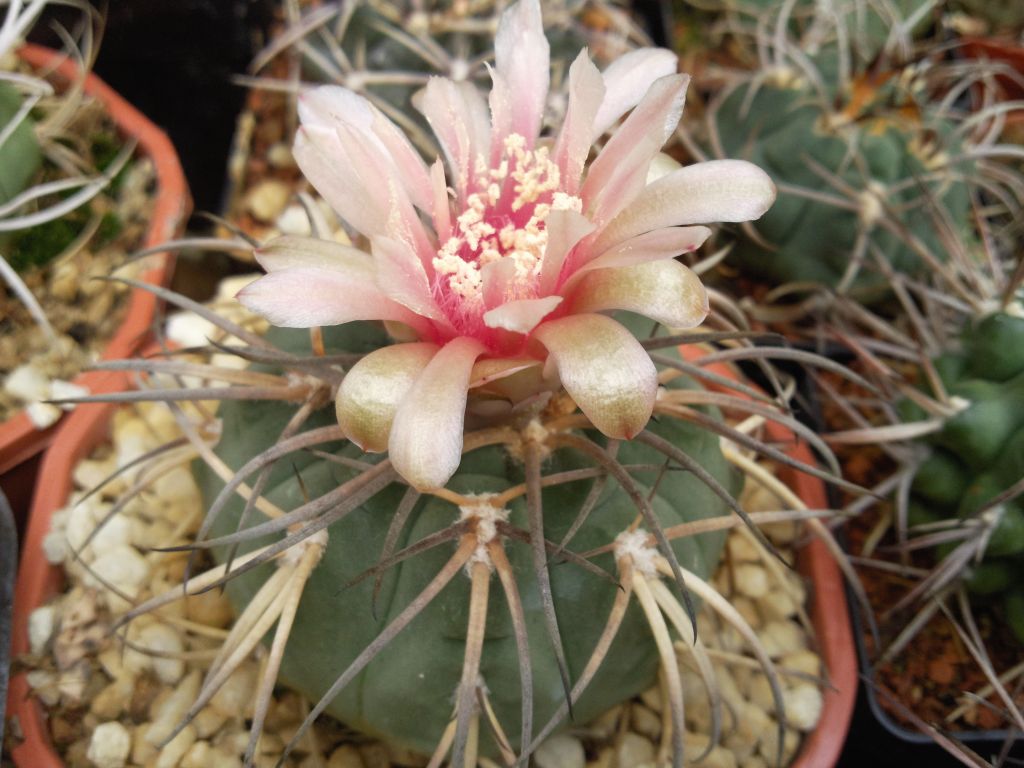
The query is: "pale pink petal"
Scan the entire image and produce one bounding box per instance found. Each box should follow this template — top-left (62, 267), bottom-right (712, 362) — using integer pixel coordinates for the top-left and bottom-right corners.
top-left (481, 258), bottom-right (518, 309)
top-left (335, 343), bottom-right (439, 452)
top-left (237, 267), bottom-right (419, 329)
top-left (491, 0), bottom-right (549, 149)
top-left (581, 74), bottom-right (690, 228)
top-left (568, 226), bottom-right (710, 283)
top-left (294, 127), bottom-right (386, 238)
top-left (592, 48), bottom-right (679, 139)
top-left (594, 159), bottom-right (777, 251)
top-left (253, 235), bottom-right (373, 272)
top-left (420, 77), bottom-right (490, 202)
top-left (539, 208), bottom-right (596, 294)
top-left (553, 50), bottom-right (605, 195)
top-left (298, 86), bottom-right (433, 213)
top-left (533, 314), bottom-right (657, 439)
top-left (333, 123), bottom-right (435, 260)
top-left (569, 259), bottom-right (708, 329)
top-left (372, 237), bottom-right (452, 329)
top-left (430, 158), bottom-right (452, 243)
top-left (388, 337), bottom-right (486, 489)
top-left (482, 296), bottom-right (563, 334)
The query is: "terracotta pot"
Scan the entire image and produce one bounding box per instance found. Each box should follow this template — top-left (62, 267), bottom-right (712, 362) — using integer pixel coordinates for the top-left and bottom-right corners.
top-left (0, 45), bottom-right (189, 503)
top-left (679, 345), bottom-right (857, 768)
top-left (8, 346), bottom-right (856, 766)
top-left (960, 36), bottom-right (1024, 134)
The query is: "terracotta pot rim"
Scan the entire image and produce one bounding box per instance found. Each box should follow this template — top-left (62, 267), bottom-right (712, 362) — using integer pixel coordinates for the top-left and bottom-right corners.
top-left (0, 44), bottom-right (190, 477)
top-left (9, 342), bottom-right (856, 767)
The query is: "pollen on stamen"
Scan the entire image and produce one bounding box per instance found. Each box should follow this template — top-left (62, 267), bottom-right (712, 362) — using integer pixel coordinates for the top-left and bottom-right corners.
top-left (430, 132), bottom-right (584, 319)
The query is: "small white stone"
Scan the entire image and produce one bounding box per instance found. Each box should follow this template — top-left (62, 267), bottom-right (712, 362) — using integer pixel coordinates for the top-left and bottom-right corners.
top-left (734, 564), bottom-right (769, 599)
top-left (89, 545), bottom-right (150, 601)
top-left (90, 515), bottom-right (133, 554)
top-left (86, 721), bottom-right (131, 768)
top-left (535, 733), bottom-right (585, 768)
top-left (615, 732), bottom-right (655, 767)
top-left (137, 623), bottom-right (186, 684)
top-left (26, 401), bottom-right (62, 429)
top-left (784, 683), bottom-right (824, 732)
top-left (781, 649), bottom-right (821, 678)
top-left (326, 745), bottom-right (365, 768)
top-left (267, 142), bottom-right (295, 169)
top-left (165, 311), bottom-right (217, 349)
top-left (246, 179), bottom-right (291, 222)
top-left (28, 605), bottom-right (56, 655)
top-left (210, 663), bottom-right (258, 718)
top-left (148, 670), bottom-right (201, 746)
top-left (761, 619), bottom-right (806, 659)
top-left (155, 725), bottom-right (197, 768)
top-left (276, 203), bottom-right (312, 236)
top-left (50, 379), bottom-right (89, 410)
top-left (4, 363), bottom-right (51, 402)
top-left (182, 741), bottom-right (241, 768)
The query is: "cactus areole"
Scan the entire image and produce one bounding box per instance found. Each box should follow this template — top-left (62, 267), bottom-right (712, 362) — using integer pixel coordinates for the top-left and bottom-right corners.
top-left (202, 0), bottom-right (778, 758)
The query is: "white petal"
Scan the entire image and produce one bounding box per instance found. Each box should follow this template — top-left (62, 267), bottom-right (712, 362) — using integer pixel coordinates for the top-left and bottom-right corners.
top-left (336, 343), bottom-right (439, 452)
top-left (254, 235), bottom-right (372, 272)
top-left (372, 237), bottom-right (451, 328)
top-left (569, 259), bottom-right (708, 329)
top-left (236, 267), bottom-right (418, 329)
top-left (299, 86), bottom-right (432, 211)
top-left (539, 208), bottom-right (596, 294)
top-left (553, 50), bottom-right (605, 195)
top-left (595, 159), bottom-right (777, 251)
top-left (491, 0), bottom-right (549, 147)
top-left (388, 337), bottom-right (486, 489)
top-left (420, 77), bottom-right (491, 202)
top-left (593, 48), bottom-right (679, 139)
top-left (533, 314), bottom-right (657, 438)
top-left (582, 74), bottom-right (690, 227)
top-left (483, 296), bottom-right (563, 334)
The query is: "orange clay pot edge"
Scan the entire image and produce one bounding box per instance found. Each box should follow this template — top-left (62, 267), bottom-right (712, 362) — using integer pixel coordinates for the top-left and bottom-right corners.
top-left (678, 344), bottom-right (857, 768)
top-left (0, 44), bottom-right (189, 476)
top-left (9, 344), bottom-right (855, 766)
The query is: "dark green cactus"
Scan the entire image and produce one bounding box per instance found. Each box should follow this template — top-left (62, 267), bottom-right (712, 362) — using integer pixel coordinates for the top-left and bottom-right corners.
top-left (194, 321), bottom-right (741, 756)
top-left (905, 312), bottom-right (1024, 641)
top-left (709, 69), bottom-right (971, 303)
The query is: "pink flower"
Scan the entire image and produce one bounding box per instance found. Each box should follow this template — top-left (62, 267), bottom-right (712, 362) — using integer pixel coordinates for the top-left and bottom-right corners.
top-left (238, 0), bottom-right (775, 490)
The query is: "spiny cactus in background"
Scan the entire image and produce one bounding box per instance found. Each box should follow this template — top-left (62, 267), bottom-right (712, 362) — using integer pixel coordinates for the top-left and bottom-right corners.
top-left (63, 2), bottom-right (871, 765)
top-left (250, 0), bottom-right (651, 154)
top-left (900, 311), bottom-right (1024, 641)
top-left (689, 0), bottom-right (1023, 305)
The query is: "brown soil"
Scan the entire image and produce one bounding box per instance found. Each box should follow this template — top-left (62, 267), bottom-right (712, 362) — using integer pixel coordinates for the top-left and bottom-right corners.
top-left (821, 370), bottom-right (1024, 734)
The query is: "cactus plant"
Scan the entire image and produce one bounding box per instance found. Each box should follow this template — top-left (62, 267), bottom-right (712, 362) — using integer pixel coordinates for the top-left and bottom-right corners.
top-left (900, 311), bottom-right (1024, 641)
top-left (61, 1), bottom-right (878, 765)
top-left (688, 0), bottom-right (1023, 308)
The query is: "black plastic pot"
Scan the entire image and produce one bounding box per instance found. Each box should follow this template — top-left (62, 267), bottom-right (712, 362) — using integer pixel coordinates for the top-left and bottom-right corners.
top-left (842, 603), bottom-right (1024, 767)
top-left (1, 487), bottom-right (16, 746)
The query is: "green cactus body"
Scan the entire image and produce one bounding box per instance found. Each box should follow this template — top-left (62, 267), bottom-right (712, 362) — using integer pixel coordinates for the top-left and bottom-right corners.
top-left (712, 73), bottom-right (970, 303)
top-left (909, 312), bottom-right (1024, 641)
top-left (195, 323), bottom-right (740, 755)
top-left (0, 82), bottom-right (41, 208)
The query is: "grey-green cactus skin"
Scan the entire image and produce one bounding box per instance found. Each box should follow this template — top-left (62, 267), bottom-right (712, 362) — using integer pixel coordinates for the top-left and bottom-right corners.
top-left (712, 73), bottom-right (970, 303)
top-left (195, 322), bottom-right (741, 755)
